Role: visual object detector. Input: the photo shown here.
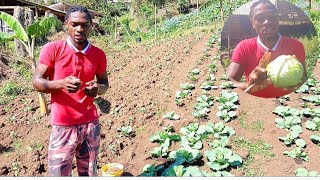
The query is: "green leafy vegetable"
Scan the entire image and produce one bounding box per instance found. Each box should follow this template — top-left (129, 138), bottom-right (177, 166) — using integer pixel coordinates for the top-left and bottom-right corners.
top-left (273, 106), bottom-right (300, 117)
top-left (205, 147), bottom-right (242, 171)
top-left (169, 149), bottom-right (202, 165)
top-left (310, 134), bottom-right (320, 145)
top-left (302, 95), bottom-right (320, 105)
top-left (274, 116), bottom-right (301, 130)
top-left (295, 168), bottom-right (319, 177)
top-left (162, 111), bottom-right (180, 120)
top-left (201, 81), bottom-right (218, 90)
top-left (266, 55), bottom-right (304, 87)
top-left (139, 164), bottom-right (165, 176)
top-left (180, 83), bottom-right (195, 90)
top-left (283, 147), bottom-right (308, 161)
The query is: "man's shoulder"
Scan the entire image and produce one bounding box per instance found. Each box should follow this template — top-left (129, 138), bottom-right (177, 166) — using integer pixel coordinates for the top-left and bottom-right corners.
top-left (235, 37), bottom-right (258, 50)
top-left (281, 36), bottom-right (302, 44)
top-left (89, 44), bottom-right (106, 55)
top-left (43, 39), bottom-right (67, 49)
top-left (239, 37), bottom-right (258, 45)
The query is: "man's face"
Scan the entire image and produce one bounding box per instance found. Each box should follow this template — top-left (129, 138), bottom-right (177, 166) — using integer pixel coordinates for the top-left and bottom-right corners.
top-left (65, 11), bottom-right (91, 46)
top-left (251, 3), bottom-right (279, 40)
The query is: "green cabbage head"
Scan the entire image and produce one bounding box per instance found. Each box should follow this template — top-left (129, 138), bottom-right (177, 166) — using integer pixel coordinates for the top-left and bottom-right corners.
top-left (266, 55), bottom-right (304, 88)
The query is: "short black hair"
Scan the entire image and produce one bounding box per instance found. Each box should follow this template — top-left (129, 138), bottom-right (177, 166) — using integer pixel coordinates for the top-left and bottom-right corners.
top-left (65, 5), bottom-right (92, 23)
top-left (249, 0), bottom-right (278, 20)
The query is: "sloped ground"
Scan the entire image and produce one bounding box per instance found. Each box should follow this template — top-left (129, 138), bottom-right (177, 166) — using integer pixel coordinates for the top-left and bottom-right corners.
top-left (0, 31), bottom-right (320, 176)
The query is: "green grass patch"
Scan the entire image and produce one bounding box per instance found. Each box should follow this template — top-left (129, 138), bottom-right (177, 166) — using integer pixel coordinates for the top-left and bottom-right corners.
top-left (10, 61), bottom-right (33, 81)
top-left (231, 136), bottom-right (275, 176)
top-left (299, 36), bottom-right (319, 78)
top-left (0, 81), bottom-right (33, 105)
top-left (238, 112), bottom-right (265, 133)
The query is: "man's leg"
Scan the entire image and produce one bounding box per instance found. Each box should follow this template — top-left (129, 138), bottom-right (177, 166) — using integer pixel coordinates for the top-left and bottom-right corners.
top-left (48, 125), bottom-right (78, 176)
top-left (76, 120), bottom-right (101, 176)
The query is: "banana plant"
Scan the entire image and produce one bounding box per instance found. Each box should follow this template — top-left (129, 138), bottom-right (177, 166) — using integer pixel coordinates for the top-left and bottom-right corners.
top-left (0, 11), bottom-right (59, 116)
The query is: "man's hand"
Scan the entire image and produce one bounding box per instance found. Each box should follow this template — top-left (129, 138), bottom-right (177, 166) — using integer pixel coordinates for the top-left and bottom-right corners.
top-left (84, 80), bottom-right (99, 97)
top-left (246, 66), bottom-right (272, 93)
top-left (248, 66), bottom-right (268, 85)
top-left (63, 76), bottom-right (82, 93)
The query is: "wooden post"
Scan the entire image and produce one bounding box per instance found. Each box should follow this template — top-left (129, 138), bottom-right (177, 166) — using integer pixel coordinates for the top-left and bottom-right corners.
top-left (35, 7), bottom-right (39, 18)
top-left (220, 0), bottom-right (224, 23)
top-left (116, 17), bottom-right (134, 42)
top-left (13, 7), bottom-right (28, 57)
top-left (309, 0), bottom-right (311, 9)
top-left (228, 33), bottom-right (230, 60)
top-left (197, 0), bottom-right (199, 17)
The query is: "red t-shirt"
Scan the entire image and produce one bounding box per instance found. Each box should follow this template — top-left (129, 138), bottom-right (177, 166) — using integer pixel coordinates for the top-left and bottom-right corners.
top-left (232, 37), bottom-right (305, 98)
top-left (39, 40), bottom-right (107, 125)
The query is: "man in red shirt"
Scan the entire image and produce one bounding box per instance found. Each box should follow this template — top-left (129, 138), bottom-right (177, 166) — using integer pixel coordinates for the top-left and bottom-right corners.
top-left (227, 0), bottom-right (307, 98)
top-left (32, 6), bottom-right (109, 176)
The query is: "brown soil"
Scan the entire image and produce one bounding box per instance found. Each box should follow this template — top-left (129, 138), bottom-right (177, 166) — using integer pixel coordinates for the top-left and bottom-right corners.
top-left (1, 31), bottom-right (320, 177)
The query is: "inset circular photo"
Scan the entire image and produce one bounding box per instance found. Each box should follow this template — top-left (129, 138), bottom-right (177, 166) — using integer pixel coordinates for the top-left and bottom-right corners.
top-left (221, 0), bottom-right (318, 98)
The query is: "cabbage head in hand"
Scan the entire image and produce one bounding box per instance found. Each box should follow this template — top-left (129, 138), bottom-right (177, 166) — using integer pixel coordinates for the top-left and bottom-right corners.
top-left (266, 55), bottom-right (304, 88)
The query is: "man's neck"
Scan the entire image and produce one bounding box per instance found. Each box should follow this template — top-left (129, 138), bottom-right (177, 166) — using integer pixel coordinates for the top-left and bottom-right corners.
top-left (258, 33), bottom-right (281, 51)
top-left (74, 41), bottom-right (88, 51)
top-left (259, 34), bottom-right (280, 50)
top-left (67, 37), bottom-right (90, 53)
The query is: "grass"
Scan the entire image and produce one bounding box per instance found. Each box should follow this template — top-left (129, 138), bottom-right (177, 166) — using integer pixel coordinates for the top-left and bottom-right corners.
top-left (12, 161), bottom-right (21, 177)
top-left (136, 126), bottom-right (147, 135)
top-left (10, 60), bottom-right (33, 81)
top-left (0, 81), bottom-right (32, 105)
top-left (298, 36), bottom-right (319, 78)
top-left (238, 112), bottom-right (265, 133)
top-left (26, 142), bottom-right (44, 152)
top-left (231, 136), bottom-right (275, 176)
top-left (0, 82), bottom-right (22, 97)
top-left (13, 140), bottom-right (23, 151)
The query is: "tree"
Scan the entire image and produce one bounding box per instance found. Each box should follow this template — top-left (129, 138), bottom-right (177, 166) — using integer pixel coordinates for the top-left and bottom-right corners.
top-left (0, 11), bottom-right (59, 116)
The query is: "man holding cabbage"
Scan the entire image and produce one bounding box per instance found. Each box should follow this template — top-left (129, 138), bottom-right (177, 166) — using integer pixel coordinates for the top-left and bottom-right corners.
top-left (227, 0), bottom-right (307, 98)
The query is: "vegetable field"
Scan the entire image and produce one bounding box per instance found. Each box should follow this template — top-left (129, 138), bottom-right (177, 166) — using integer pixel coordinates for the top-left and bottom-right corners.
top-left (1, 0), bottom-right (320, 177)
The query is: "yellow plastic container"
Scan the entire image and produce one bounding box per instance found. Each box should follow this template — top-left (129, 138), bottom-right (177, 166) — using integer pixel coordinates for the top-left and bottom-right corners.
top-left (101, 163), bottom-right (124, 177)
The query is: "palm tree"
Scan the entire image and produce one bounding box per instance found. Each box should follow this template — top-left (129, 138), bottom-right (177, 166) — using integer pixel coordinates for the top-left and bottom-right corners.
top-left (0, 11), bottom-right (59, 116)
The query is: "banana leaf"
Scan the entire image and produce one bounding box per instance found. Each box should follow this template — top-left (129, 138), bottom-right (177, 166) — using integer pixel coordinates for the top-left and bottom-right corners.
top-left (39, 16), bottom-right (59, 36)
top-left (0, 31), bottom-right (16, 43)
top-left (0, 12), bottom-right (29, 42)
top-left (27, 16), bottom-right (59, 38)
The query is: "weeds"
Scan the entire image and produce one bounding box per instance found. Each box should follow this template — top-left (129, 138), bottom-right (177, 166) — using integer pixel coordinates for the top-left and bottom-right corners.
top-left (12, 161), bottom-right (21, 177)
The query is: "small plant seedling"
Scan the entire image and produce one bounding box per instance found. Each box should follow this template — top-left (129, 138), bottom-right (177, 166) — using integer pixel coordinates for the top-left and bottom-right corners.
top-left (117, 126), bottom-right (134, 138)
top-left (283, 147), bottom-right (308, 161)
top-left (162, 111), bottom-right (180, 120)
top-left (305, 117), bottom-right (320, 131)
top-left (220, 81), bottom-right (236, 89)
top-left (205, 147), bottom-right (243, 171)
top-left (201, 81), bottom-right (218, 90)
top-left (310, 134), bottom-right (320, 145)
top-left (295, 168), bottom-right (319, 177)
top-left (180, 83), bottom-right (195, 90)
top-left (302, 95), bottom-right (320, 105)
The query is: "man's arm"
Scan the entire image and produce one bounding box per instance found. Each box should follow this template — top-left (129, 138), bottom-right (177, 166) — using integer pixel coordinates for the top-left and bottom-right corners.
top-left (227, 62), bottom-right (249, 91)
top-left (97, 71), bottom-right (109, 95)
top-left (32, 63), bottom-right (82, 93)
top-left (84, 71), bottom-right (109, 97)
top-left (227, 61), bottom-right (271, 93)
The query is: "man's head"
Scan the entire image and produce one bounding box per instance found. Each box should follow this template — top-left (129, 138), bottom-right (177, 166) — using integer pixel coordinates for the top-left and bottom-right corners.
top-left (65, 6), bottom-right (92, 48)
top-left (249, 0), bottom-right (279, 40)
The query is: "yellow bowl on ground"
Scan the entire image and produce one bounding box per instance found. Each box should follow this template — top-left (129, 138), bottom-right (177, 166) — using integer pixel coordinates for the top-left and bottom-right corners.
top-left (101, 163), bottom-right (124, 177)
